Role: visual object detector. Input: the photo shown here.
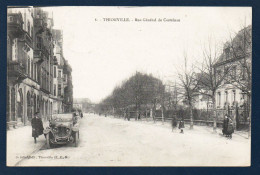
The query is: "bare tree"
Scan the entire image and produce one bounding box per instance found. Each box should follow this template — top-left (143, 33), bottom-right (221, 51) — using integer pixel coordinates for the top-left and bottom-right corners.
top-left (177, 52), bottom-right (200, 129)
top-left (197, 38), bottom-right (232, 132)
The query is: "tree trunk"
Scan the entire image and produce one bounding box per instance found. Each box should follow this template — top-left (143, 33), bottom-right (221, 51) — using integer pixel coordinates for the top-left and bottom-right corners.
top-left (162, 107), bottom-right (164, 125)
top-left (212, 97), bottom-right (217, 132)
top-left (189, 104), bottom-right (193, 129)
top-left (248, 94), bottom-right (251, 139)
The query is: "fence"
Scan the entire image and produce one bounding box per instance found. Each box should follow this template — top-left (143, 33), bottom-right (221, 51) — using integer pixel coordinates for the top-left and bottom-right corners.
top-left (155, 107), bottom-right (249, 130)
top-left (110, 106), bottom-right (249, 130)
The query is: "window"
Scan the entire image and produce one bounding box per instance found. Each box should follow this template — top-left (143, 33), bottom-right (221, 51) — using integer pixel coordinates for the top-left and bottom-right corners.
top-left (27, 59), bottom-right (30, 74)
top-left (31, 61), bottom-right (33, 78)
top-left (34, 64), bottom-right (37, 80)
top-left (54, 84), bottom-right (56, 96)
top-left (242, 67), bottom-right (246, 80)
top-left (225, 91), bottom-right (228, 104)
top-left (35, 65), bottom-right (37, 81)
top-left (54, 66), bottom-right (56, 78)
top-left (8, 16), bottom-right (14, 22)
top-left (225, 48), bottom-right (230, 60)
top-left (218, 92), bottom-right (221, 106)
top-left (58, 70), bottom-right (61, 78)
top-left (216, 69), bottom-right (222, 82)
top-left (233, 90), bottom-right (236, 103)
top-left (231, 66), bottom-right (237, 80)
top-left (58, 84), bottom-right (61, 96)
top-left (36, 36), bottom-right (42, 49)
top-left (63, 74), bottom-right (67, 82)
top-left (27, 22), bottom-right (30, 36)
top-left (31, 26), bottom-right (33, 37)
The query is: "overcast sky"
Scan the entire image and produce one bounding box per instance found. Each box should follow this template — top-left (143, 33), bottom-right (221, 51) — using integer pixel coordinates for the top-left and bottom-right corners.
top-left (43, 7), bottom-right (251, 103)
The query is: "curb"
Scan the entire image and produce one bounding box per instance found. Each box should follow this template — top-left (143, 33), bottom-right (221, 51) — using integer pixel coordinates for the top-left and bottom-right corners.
top-left (14, 142), bottom-right (46, 166)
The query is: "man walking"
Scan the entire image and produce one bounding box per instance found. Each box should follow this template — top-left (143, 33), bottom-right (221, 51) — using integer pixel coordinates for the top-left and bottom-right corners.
top-left (31, 112), bottom-right (44, 144)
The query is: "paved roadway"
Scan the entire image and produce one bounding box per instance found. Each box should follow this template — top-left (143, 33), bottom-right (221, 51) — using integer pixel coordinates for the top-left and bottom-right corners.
top-left (18, 113), bottom-right (250, 166)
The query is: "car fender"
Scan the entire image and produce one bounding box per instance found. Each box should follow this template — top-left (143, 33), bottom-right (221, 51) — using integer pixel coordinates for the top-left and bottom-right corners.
top-left (72, 125), bottom-right (79, 132)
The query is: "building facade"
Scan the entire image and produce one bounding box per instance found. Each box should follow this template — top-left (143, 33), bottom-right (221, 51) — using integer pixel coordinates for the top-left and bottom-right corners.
top-left (7, 7), bottom-right (73, 126)
top-left (214, 25), bottom-right (252, 111)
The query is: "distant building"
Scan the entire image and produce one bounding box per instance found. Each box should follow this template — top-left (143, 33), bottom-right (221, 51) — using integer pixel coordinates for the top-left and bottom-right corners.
top-left (193, 93), bottom-right (213, 110)
top-left (73, 103), bottom-right (83, 111)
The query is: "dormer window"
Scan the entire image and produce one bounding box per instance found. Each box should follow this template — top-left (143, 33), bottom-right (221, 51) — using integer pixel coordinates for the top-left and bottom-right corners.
top-left (225, 47), bottom-right (230, 60)
top-left (8, 16), bottom-right (14, 22)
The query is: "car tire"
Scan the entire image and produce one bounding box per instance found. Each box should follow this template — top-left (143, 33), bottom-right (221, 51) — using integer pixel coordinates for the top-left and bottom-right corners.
top-left (46, 133), bottom-right (52, 149)
top-left (74, 131), bottom-right (78, 147)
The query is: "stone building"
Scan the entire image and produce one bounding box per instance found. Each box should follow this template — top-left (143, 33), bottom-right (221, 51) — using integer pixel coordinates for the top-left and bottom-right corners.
top-left (7, 7), bottom-right (73, 127)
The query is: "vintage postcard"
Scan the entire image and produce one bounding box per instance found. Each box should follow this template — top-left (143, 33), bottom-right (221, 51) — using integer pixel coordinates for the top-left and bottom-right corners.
top-left (6, 6), bottom-right (251, 166)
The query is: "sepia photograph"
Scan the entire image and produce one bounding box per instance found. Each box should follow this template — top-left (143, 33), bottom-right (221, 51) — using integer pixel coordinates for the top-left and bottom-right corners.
top-left (6, 6), bottom-right (252, 167)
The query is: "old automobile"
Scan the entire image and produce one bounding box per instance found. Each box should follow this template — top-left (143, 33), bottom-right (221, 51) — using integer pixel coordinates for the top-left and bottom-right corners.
top-left (43, 113), bottom-right (79, 148)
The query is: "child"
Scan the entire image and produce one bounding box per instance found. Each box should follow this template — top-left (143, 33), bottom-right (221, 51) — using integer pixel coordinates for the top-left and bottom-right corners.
top-left (179, 119), bottom-right (185, 134)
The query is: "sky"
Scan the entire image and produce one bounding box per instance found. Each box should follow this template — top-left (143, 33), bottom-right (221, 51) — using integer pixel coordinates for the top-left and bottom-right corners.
top-left (43, 7), bottom-right (251, 103)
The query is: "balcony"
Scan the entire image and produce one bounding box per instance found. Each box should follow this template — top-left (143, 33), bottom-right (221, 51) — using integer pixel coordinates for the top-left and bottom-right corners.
top-left (7, 13), bottom-right (24, 39)
top-left (34, 45), bottom-right (49, 64)
top-left (7, 61), bottom-right (27, 84)
top-left (57, 77), bottom-right (63, 84)
top-left (21, 31), bottom-right (33, 48)
top-left (40, 87), bottom-right (50, 94)
top-left (33, 49), bottom-right (44, 64)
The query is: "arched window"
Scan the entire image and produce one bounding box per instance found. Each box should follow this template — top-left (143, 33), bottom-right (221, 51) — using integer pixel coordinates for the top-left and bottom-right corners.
top-left (27, 21), bottom-right (30, 36)
top-left (33, 94), bottom-right (36, 115)
top-left (31, 61), bottom-right (33, 78)
top-left (27, 58), bottom-right (30, 75)
top-left (7, 36), bottom-right (11, 60)
top-left (54, 66), bottom-right (56, 78)
top-left (11, 87), bottom-right (16, 121)
top-left (27, 91), bottom-right (31, 121)
top-left (17, 89), bottom-right (23, 122)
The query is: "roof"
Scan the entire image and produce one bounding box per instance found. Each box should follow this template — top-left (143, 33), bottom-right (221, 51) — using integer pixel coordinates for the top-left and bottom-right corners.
top-left (214, 25), bottom-right (252, 67)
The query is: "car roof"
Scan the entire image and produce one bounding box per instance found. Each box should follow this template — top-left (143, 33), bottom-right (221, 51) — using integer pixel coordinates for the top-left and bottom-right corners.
top-left (52, 113), bottom-right (73, 118)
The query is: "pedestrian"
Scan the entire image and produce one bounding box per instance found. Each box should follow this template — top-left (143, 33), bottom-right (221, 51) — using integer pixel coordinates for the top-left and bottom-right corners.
top-left (179, 117), bottom-right (185, 134)
top-left (171, 115), bottom-right (177, 132)
top-left (222, 114), bottom-right (234, 139)
top-left (222, 114), bottom-right (229, 137)
top-left (226, 116), bottom-right (234, 139)
top-left (31, 112), bottom-right (44, 144)
top-left (80, 112), bottom-right (83, 118)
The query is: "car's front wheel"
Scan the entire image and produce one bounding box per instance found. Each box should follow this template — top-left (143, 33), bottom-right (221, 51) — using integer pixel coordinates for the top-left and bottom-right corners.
top-left (46, 133), bottom-right (53, 149)
top-left (74, 131), bottom-right (79, 147)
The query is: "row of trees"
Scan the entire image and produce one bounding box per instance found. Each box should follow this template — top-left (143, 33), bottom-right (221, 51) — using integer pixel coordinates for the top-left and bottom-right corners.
top-left (97, 72), bottom-right (165, 115)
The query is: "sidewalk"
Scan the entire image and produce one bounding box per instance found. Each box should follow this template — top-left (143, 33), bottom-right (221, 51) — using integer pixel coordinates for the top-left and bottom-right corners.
top-left (109, 115), bottom-right (249, 139)
top-left (7, 121), bottom-right (48, 166)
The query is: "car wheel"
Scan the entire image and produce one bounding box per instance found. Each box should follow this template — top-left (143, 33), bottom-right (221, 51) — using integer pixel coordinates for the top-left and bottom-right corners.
top-left (46, 133), bottom-right (52, 149)
top-left (74, 132), bottom-right (78, 147)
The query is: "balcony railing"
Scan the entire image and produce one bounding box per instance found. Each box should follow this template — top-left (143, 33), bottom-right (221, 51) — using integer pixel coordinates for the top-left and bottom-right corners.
top-left (7, 61), bottom-right (27, 83)
top-left (21, 32), bottom-right (33, 48)
top-left (57, 77), bottom-right (63, 83)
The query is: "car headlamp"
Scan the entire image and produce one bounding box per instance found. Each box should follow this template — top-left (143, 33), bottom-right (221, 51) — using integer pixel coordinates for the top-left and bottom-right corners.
top-left (53, 127), bottom-right (58, 132)
top-left (66, 128), bottom-right (70, 133)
